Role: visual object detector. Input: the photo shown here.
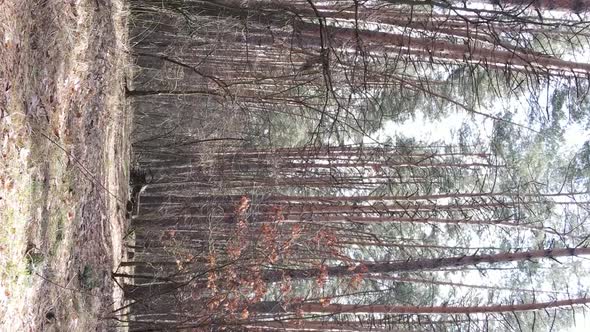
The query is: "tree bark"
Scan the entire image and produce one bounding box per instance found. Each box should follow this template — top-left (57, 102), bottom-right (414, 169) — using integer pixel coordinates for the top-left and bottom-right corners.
top-left (263, 247), bottom-right (590, 282)
top-left (297, 296), bottom-right (590, 314)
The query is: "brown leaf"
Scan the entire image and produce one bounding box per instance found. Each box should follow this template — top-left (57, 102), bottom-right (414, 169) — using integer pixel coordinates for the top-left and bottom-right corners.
top-left (4, 179), bottom-right (14, 191)
top-left (319, 297), bottom-right (331, 307)
top-left (240, 308), bottom-right (249, 319)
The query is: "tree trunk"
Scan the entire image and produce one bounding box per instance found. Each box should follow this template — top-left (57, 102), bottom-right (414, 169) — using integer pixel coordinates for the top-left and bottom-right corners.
top-left (296, 297), bottom-right (590, 314)
top-left (263, 247), bottom-right (590, 282)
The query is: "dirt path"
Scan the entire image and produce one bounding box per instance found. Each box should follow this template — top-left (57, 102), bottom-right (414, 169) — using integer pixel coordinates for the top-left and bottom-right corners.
top-left (0, 0), bottom-right (129, 330)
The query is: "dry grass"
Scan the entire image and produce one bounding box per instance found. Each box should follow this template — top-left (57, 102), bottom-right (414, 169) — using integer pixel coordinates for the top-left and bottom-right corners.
top-left (0, 0), bottom-right (130, 330)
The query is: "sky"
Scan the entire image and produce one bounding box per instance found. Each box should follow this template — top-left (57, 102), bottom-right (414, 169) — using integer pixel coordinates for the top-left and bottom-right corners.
top-left (348, 2), bottom-right (590, 329)
top-left (372, 104), bottom-right (590, 331)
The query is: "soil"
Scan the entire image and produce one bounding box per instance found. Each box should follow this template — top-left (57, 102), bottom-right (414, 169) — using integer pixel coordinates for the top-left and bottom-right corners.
top-left (0, 0), bottom-right (130, 330)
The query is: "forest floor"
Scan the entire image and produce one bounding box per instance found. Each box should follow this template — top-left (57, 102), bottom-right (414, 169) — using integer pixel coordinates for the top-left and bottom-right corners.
top-left (0, 0), bottom-right (130, 331)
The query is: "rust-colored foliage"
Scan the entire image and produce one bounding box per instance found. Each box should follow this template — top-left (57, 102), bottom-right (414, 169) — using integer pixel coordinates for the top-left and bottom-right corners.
top-left (199, 196), bottom-right (348, 322)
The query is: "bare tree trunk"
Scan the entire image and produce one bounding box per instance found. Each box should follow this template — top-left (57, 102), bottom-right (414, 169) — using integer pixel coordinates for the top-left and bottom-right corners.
top-left (263, 247), bottom-right (590, 282)
top-left (297, 297), bottom-right (590, 314)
